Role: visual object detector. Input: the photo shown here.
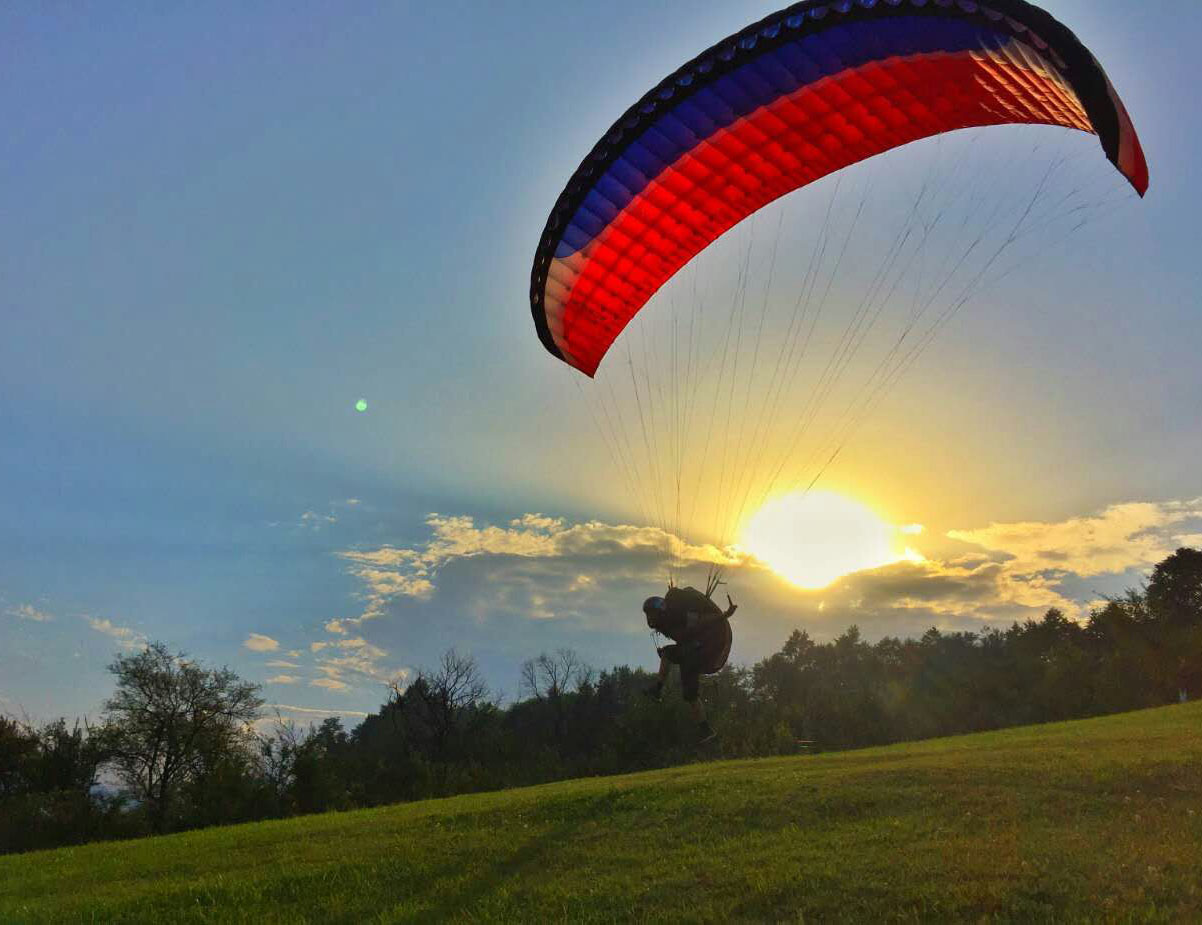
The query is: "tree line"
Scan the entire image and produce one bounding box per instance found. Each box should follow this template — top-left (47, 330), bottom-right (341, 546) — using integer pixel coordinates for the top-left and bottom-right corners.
top-left (3, 547), bottom-right (1200, 855)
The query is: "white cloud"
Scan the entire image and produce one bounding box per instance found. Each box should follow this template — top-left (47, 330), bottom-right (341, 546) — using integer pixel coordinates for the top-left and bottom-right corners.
top-left (309, 635), bottom-right (399, 688)
top-left (243, 633), bottom-right (280, 653)
top-left (948, 499), bottom-right (1202, 579)
top-left (9, 604), bottom-right (52, 623)
top-left (334, 636), bottom-right (374, 651)
top-left (311, 678), bottom-right (349, 692)
top-left (300, 510), bottom-right (337, 530)
top-left (265, 660), bottom-right (300, 669)
top-left (312, 628), bottom-right (386, 683)
top-left (267, 703), bottom-right (368, 718)
top-left (936, 499), bottom-right (1202, 622)
top-left (336, 513), bottom-right (733, 626)
top-left (85, 617), bottom-right (147, 650)
top-left (256, 702), bottom-right (370, 732)
top-left (267, 674), bottom-right (300, 684)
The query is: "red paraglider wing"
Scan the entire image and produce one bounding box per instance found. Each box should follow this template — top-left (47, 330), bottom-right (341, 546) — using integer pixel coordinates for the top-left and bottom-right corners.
top-left (530, 0), bottom-right (1147, 377)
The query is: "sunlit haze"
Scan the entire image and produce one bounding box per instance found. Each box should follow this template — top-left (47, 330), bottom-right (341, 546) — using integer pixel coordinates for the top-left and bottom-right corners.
top-left (741, 492), bottom-right (911, 590)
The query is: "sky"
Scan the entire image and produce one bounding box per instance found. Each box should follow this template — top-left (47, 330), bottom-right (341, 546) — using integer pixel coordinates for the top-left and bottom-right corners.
top-left (2, 0), bottom-right (1200, 727)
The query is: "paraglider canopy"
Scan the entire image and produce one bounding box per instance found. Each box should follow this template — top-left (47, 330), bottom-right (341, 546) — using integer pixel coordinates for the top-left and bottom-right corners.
top-left (530, 0), bottom-right (1148, 378)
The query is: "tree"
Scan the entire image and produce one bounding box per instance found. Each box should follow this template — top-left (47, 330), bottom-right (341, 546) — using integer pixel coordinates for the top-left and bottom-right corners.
top-left (520, 649), bottom-right (593, 701)
top-left (101, 642), bottom-right (263, 832)
top-left (27, 718), bottom-right (108, 795)
top-left (0, 717), bottom-right (117, 854)
top-left (388, 649), bottom-right (490, 766)
top-left (0, 718), bottom-right (39, 800)
top-left (517, 649), bottom-right (594, 750)
top-left (290, 717), bottom-right (352, 813)
top-left (0, 716), bottom-right (109, 801)
top-left (1146, 548), bottom-right (1202, 629)
top-left (258, 716), bottom-right (353, 815)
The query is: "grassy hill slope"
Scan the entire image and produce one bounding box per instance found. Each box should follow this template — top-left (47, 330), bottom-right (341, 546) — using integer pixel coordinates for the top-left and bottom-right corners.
top-left (3, 703), bottom-right (1201, 923)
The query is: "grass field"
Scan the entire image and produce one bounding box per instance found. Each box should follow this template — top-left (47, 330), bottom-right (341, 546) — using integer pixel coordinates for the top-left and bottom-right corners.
top-left (2, 703), bottom-right (1201, 923)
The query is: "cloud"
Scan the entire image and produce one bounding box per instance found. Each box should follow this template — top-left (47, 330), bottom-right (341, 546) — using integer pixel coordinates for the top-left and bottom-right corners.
top-left (311, 636), bottom-right (400, 689)
top-left (267, 674), bottom-right (300, 684)
top-left (336, 513), bottom-right (732, 626)
top-left (243, 633), bottom-right (280, 653)
top-left (569, 574), bottom-right (595, 592)
top-left (84, 612), bottom-right (147, 648)
top-left (9, 604), bottom-right (52, 623)
top-left (813, 557), bottom-right (1063, 623)
top-left (300, 510), bottom-right (337, 530)
top-left (947, 499), bottom-right (1202, 579)
top-left (311, 678), bottom-right (349, 692)
top-left (265, 660), bottom-right (300, 669)
top-left (267, 703), bottom-right (368, 718)
top-left (319, 500), bottom-right (1202, 677)
top-left (273, 504), bottom-right (349, 532)
top-left (85, 617), bottom-right (147, 650)
top-left (256, 703), bottom-right (370, 733)
top-left (815, 499), bottom-right (1202, 626)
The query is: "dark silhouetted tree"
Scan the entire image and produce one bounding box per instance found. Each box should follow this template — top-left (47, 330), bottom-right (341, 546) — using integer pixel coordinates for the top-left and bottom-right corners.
top-left (0, 717), bottom-right (116, 853)
top-left (101, 642), bottom-right (263, 832)
top-left (1147, 548), bottom-right (1202, 629)
top-left (520, 648), bottom-right (593, 701)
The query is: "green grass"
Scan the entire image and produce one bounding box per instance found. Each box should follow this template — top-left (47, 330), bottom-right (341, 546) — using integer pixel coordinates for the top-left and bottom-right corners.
top-left (3, 704), bottom-right (1201, 923)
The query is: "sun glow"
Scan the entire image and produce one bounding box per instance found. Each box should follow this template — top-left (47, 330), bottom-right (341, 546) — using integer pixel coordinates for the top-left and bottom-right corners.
top-left (741, 492), bottom-right (907, 590)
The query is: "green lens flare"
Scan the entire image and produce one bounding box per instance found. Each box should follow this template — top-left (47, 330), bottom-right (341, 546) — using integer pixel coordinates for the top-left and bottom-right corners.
top-left (355, 399), bottom-right (368, 413)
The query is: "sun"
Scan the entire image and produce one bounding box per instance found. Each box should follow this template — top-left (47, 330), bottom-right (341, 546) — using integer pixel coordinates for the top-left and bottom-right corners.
top-left (740, 492), bottom-right (903, 590)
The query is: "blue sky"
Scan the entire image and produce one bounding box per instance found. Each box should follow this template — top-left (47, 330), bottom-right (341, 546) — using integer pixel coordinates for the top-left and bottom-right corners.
top-left (2, 1), bottom-right (1200, 725)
